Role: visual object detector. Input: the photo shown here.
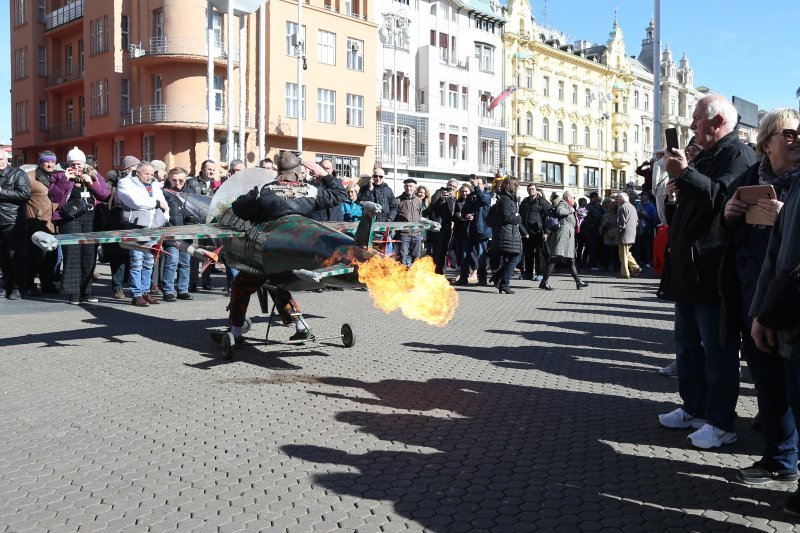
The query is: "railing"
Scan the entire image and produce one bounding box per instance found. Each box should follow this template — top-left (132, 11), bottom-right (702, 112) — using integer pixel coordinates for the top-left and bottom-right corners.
top-left (123, 105), bottom-right (255, 128)
top-left (478, 115), bottom-right (504, 127)
top-left (48, 68), bottom-right (82, 87)
top-left (439, 56), bottom-right (469, 70)
top-left (47, 123), bottom-right (84, 141)
top-left (322, 3), bottom-right (367, 19)
top-left (477, 163), bottom-right (497, 173)
top-left (46, 0), bottom-right (83, 31)
top-left (129, 36), bottom-right (239, 61)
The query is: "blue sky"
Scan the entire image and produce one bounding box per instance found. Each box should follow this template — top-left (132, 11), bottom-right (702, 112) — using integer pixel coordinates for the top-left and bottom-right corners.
top-left (1, 0), bottom-right (799, 144)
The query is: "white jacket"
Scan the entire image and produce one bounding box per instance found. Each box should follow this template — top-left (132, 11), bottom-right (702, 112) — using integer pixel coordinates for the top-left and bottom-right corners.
top-left (116, 176), bottom-right (170, 228)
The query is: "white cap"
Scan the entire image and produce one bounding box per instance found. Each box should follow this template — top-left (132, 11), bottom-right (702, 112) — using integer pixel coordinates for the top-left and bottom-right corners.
top-left (66, 146), bottom-right (86, 163)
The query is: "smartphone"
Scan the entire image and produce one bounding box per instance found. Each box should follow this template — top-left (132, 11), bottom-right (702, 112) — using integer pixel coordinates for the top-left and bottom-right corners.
top-left (665, 128), bottom-right (679, 153)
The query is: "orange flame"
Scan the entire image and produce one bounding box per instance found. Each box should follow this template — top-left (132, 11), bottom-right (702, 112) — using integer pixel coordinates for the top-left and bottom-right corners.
top-left (357, 255), bottom-right (459, 327)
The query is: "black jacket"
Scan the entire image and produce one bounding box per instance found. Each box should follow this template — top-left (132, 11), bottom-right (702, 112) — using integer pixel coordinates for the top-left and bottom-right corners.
top-left (657, 131), bottom-right (756, 302)
top-left (584, 201), bottom-right (605, 228)
top-left (429, 187), bottom-right (456, 226)
top-left (184, 176), bottom-right (215, 196)
top-left (357, 182), bottom-right (398, 222)
top-left (0, 164), bottom-right (31, 226)
top-left (254, 174), bottom-right (346, 221)
top-left (519, 195), bottom-right (551, 234)
top-left (491, 190), bottom-right (527, 255)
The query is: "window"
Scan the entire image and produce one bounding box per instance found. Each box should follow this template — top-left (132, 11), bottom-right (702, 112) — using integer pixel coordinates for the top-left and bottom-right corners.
top-left (314, 153), bottom-right (360, 179)
top-left (556, 120), bottom-right (564, 143)
top-left (584, 166), bottom-right (599, 187)
top-left (317, 88), bottom-right (335, 123)
top-left (38, 100), bottom-right (47, 130)
top-left (153, 10), bottom-right (164, 38)
top-left (318, 30), bottom-right (336, 65)
top-left (121, 16), bottom-right (130, 51)
top-left (121, 78), bottom-right (130, 114)
top-left (153, 75), bottom-right (162, 106)
top-left (524, 159), bottom-right (533, 180)
top-left (346, 94), bottom-right (363, 127)
top-left (475, 43), bottom-right (494, 72)
top-left (670, 98), bottom-right (675, 115)
top-left (65, 99), bottom-right (74, 129)
top-left (461, 87), bottom-right (467, 110)
top-left (571, 123), bottom-right (578, 145)
top-left (479, 139), bottom-right (496, 166)
top-left (585, 88), bottom-right (592, 107)
top-left (448, 84), bottom-right (458, 108)
top-left (439, 132), bottom-right (445, 157)
top-left (113, 139), bottom-right (125, 168)
top-left (557, 80), bottom-right (564, 101)
top-left (461, 135), bottom-right (468, 160)
top-left (91, 79), bottom-right (109, 117)
top-left (598, 128), bottom-right (603, 150)
top-left (439, 82), bottom-right (445, 106)
top-left (90, 16), bottom-right (109, 55)
top-left (14, 47), bottom-right (28, 80)
top-left (37, 46), bottom-right (46, 76)
top-left (436, 32), bottom-right (451, 63)
top-left (634, 90), bottom-right (639, 108)
top-left (644, 93), bottom-right (649, 112)
top-left (212, 12), bottom-right (223, 50)
top-left (623, 133), bottom-right (628, 152)
top-left (212, 76), bottom-right (224, 114)
top-left (584, 126), bottom-right (591, 148)
top-left (285, 83), bottom-right (306, 119)
top-left (37, 0), bottom-right (45, 23)
top-left (14, 0), bottom-right (28, 26)
top-left (448, 134), bottom-right (458, 159)
top-left (346, 38), bottom-right (363, 71)
top-left (14, 101), bottom-right (28, 132)
top-left (634, 125), bottom-right (640, 144)
top-left (645, 126), bottom-right (651, 146)
top-left (525, 112), bottom-right (533, 135)
top-left (142, 134), bottom-right (155, 161)
top-left (78, 40), bottom-right (84, 75)
top-left (572, 84), bottom-right (578, 105)
top-left (568, 165), bottom-right (578, 186)
top-left (541, 117), bottom-right (549, 140)
top-left (622, 97), bottom-right (628, 112)
top-left (286, 22), bottom-right (307, 56)
top-left (383, 72), bottom-right (409, 103)
top-left (541, 161), bottom-right (562, 184)
top-left (542, 76), bottom-right (549, 97)
top-left (524, 68), bottom-right (532, 89)
top-left (610, 169), bottom-right (618, 189)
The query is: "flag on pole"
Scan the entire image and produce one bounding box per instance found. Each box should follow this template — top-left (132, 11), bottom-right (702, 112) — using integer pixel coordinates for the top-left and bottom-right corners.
top-left (488, 86), bottom-right (517, 112)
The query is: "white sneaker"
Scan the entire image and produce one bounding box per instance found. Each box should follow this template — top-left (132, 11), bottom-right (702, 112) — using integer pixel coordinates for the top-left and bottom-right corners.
top-left (688, 423), bottom-right (737, 449)
top-left (659, 361), bottom-right (678, 377)
top-left (658, 407), bottom-right (706, 429)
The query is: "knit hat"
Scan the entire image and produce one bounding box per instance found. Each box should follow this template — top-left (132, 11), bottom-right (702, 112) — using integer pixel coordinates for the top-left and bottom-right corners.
top-left (38, 150), bottom-right (57, 164)
top-left (66, 146), bottom-right (86, 163)
top-left (150, 159), bottom-right (167, 173)
top-left (122, 155), bottom-right (141, 170)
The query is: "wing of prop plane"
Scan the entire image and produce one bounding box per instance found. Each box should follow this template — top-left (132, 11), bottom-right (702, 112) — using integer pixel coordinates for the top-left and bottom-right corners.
top-left (324, 220), bottom-right (441, 233)
top-left (294, 264), bottom-right (355, 283)
top-left (32, 224), bottom-right (245, 248)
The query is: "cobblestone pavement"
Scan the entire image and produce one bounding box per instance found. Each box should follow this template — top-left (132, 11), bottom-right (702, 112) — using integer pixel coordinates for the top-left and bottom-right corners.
top-left (0, 266), bottom-right (797, 532)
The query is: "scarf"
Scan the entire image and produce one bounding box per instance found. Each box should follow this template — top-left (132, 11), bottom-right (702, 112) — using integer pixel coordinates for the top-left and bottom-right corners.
top-left (759, 159), bottom-right (800, 201)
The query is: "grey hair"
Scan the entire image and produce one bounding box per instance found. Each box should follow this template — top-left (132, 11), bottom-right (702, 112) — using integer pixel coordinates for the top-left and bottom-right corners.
top-left (136, 162), bottom-right (155, 173)
top-left (228, 159), bottom-right (244, 168)
top-left (702, 95), bottom-right (738, 130)
top-left (757, 108), bottom-right (800, 158)
top-left (617, 192), bottom-right (629, 203)
top-left (562, 190), bottom-right (574, 199)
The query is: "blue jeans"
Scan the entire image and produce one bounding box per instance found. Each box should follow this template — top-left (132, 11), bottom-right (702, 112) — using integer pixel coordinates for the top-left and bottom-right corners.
top-left (460, 239), bottom-right (488, 281)
top-left (783, 359), bottom-right (800, 469)
top-left (675, 300), bottom-right (740, 432)
top-left (129, 244), bottom-right (155, 297)
top-left (495, 253), bottom-right (520, 290)
top-left (162, 245), bottom-right (190, 296)
top-left (740, 305), bottom-right (797, 471)
top-left (399, 233), bottom-right (422, 267)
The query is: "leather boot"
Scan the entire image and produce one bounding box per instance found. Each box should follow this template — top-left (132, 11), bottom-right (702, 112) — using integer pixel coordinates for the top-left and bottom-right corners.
top-left (143, 293), bottom-right (160, 305)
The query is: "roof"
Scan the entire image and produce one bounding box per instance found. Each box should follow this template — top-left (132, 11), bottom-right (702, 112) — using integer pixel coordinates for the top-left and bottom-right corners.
top-left (458, 0), bottom-right (507, 21)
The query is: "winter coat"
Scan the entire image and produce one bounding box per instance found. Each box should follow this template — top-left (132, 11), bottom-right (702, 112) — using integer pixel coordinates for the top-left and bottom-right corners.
top-left (617, 201), bottom-right (639, 245)
top-left (116, 175), bottom-right (169, 229)
top-left (583, 201), bottom-right (605, 228)
top-left (600, 211), bottom-right (619, 246)
top-left (48, 170), bottom-right (111, 223)
top-left (461, 187), bottom-right (492, 242)
top-left (428, 187), bottom-right (456, 226)
top-left (357, 182), bottom-right (398, 222)
top-left (26, 172), bottom-right (56, 233)
top-left (491, 190), bottom-right (526, 255)
top-left (548, 200), bottom-right (578, 259)
top-left (518, 194), bottom-right (551, 235)
top-left (657, 131), bottom-right (756, 302)
top-left (0, 164), bottom-right (31, 226)
top-left (184, 176), bottom-right (216, 196)
top-left (254, 174), bottom-right (346, 221)
top-left (341, 200), bottom-right (362, 222)
top-left (395, 192), bottom-right (423, 235)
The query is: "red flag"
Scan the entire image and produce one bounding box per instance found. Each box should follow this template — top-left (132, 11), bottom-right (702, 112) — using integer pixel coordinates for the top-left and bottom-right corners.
top-left (488, 86), bottom-right (516, 112)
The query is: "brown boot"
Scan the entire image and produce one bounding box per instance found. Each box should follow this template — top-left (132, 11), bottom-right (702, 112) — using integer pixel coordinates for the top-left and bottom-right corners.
top-left (132, 296), bottom-right (150, 307)
top-left (143, 293), bottom-right (160, 304)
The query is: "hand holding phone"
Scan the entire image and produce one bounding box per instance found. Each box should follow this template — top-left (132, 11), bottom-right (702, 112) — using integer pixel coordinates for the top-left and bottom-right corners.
top-left (665, 128), bottom-right (679, 153)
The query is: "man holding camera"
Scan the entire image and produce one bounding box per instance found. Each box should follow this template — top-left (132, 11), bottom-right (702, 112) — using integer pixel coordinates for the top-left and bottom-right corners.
top-left (429, 178), bottom-right (459, 275)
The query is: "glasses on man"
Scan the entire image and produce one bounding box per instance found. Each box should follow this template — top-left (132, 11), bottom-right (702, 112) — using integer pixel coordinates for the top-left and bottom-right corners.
top-left (372, 175), bottom-right (383, 179)
top-left (772, 129), bottom-right (799, 142)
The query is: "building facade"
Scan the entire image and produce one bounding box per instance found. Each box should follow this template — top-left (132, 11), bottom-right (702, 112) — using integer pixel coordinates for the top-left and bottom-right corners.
top-left (10, 0), bottom-right (377, 179)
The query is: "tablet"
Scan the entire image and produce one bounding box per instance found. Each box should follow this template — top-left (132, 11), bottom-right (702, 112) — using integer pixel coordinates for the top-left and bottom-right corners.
top-left (737, 185), bottom-right (776, 225)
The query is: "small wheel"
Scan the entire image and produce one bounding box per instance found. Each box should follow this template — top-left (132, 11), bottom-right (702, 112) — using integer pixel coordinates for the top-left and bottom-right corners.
top-left (241, 317), bottom-right (252, 334)
top-left (341, 323), bottom-right (355, 348)
top-left (222, 332), bottom-right (236, 360)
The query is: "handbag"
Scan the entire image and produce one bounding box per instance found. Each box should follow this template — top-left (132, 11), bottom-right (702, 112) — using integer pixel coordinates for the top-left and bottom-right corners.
top-left (758, 266), bottom-right (800, 331)
top-left (60, 197), bottom-right (90, 222)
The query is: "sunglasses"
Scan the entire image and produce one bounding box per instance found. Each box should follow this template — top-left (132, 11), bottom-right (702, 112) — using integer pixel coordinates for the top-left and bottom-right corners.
top-left (372, 175), bottom-right (383, 179)
top-left (772, 129), bottom-right (799, 142)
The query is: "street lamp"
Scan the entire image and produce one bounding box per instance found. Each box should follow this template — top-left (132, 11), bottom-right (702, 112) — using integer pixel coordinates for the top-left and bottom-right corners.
top-left (378, 10), bottom-right (411, 194)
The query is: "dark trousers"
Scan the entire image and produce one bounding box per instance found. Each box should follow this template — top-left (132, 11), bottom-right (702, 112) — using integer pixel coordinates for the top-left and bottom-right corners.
top-left (432, 227), bottom-right (452, 275)
top-left (583, 226), bottom-right (600, 267)
top-left (460, 239), bottom-right (488, 282)
top-left (58, 211), bottom-right (97, 297)
top-left (675, 300), bottom-right (740, 432)
top-left (493, 253), bottom-right (520, 290)
top-left (190, 256), bottom-right (212, 287)
top-left (109, 250), bottom-right (129, 292)
top-left (522, 232), bottom-right (549, 278)
top-left (26, 226), bottom-right (57, 289)
top-left (0, 221), bottom-right (27, 293)
top-left (228, 271), bottom-right (297, 328)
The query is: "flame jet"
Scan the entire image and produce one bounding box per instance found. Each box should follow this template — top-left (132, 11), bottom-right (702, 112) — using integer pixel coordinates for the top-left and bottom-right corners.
top-left (32, 168), bottom-right (457, 329)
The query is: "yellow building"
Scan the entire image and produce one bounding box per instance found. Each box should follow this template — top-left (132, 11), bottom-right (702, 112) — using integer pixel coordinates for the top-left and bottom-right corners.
top-left (10, 0), bottom-right (377, 178)
top-left (502, 0), bottom-right (637, 197)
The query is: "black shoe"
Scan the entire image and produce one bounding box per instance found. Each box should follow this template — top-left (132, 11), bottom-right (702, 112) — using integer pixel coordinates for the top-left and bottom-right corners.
top-left (576, 280), bottom-right (589, 290)
top-left (289, 329), bottom-right (312, 342)
top-left (68, 294), bottom-right (81, 305)
top-left (785, 487), bottom-right (800, 517)
top-left (80, 294), bottom-right (99, 303)
top-left (27, 286), bottom-right (42, 297)
top-left (477, 279), bottom-right (488, 286)
top-left (454, 279), bottom-right (469, 286)
top-left (163, 293), bottom-right (177, 302)
top-left (539, 281), bottom-right (553, 291)
top-left (7, 289), bottom-right (22, 300)
top-left (177, 292), bottom-right (193, 300)
top-left (498, 286), bottom-right (515, 294)
top-left (737, 461), bottom-right (798, 485)
top-left (188, 285), bottom-right (198, 293)
top-left (210, 330), bottom-right (244, 345)
top-left (202, 283), bottom-right (213, 291)
top-left (41, 283), bottom-right (59, 294)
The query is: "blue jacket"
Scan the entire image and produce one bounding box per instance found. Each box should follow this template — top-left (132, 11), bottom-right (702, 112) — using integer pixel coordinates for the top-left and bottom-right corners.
top-left (341, 200), bottom-right (362, 222)
top-left (462, 187), bottom-right (492, 241)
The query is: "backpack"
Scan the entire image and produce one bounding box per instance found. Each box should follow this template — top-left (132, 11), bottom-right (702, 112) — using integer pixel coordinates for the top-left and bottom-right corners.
top-left (486, 204), bottom-right (499, 227)
top-left (544, 208), bottom-right (563, 233)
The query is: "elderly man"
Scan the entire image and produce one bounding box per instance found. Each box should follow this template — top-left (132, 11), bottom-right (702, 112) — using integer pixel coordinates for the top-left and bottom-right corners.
top-left (185, 159), bottom-right (218, 290)
top-left (616, 192), bottom-right (640, 278)
top-left (26, 151), bottom-right (59, 295)
top-left (117, 162), bottom-right (169, 307)
top-left (657, 94), bottom-right (756, 449)
top-left (395, 178), bottom-right (423, 266)
top-left (0, 150), bottom-right (31, 299)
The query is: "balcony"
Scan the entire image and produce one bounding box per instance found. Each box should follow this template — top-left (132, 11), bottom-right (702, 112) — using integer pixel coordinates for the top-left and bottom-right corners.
top-left (47, 123), bottom-right (84, 142)
top-left (611, 151), bottom-right (631, 170)
top-left (128, 37), bottom-right (239, 63)
top-left (477, 163), bottom-right (498, 174)
top-left (45, 0), bottom-right (83, 31)
top-left (478, 114), bottom-right (504, 128)
top-left (439, 56), bottom-right (469, 71)
top-left (321, 3), bottom-right (367, 20)
top-left (515, 134), bottom-right (537, 158)
top-left (123, 105), bottom-right (255, 128)
top-left (567, 144), bottom-right (587, 163)
top-left (47, 68), bottom-right (83, 89)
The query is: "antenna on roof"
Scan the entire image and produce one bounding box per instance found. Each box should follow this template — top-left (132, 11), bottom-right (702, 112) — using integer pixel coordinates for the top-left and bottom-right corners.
top-left (542, 0), bottom-right (547, 25)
